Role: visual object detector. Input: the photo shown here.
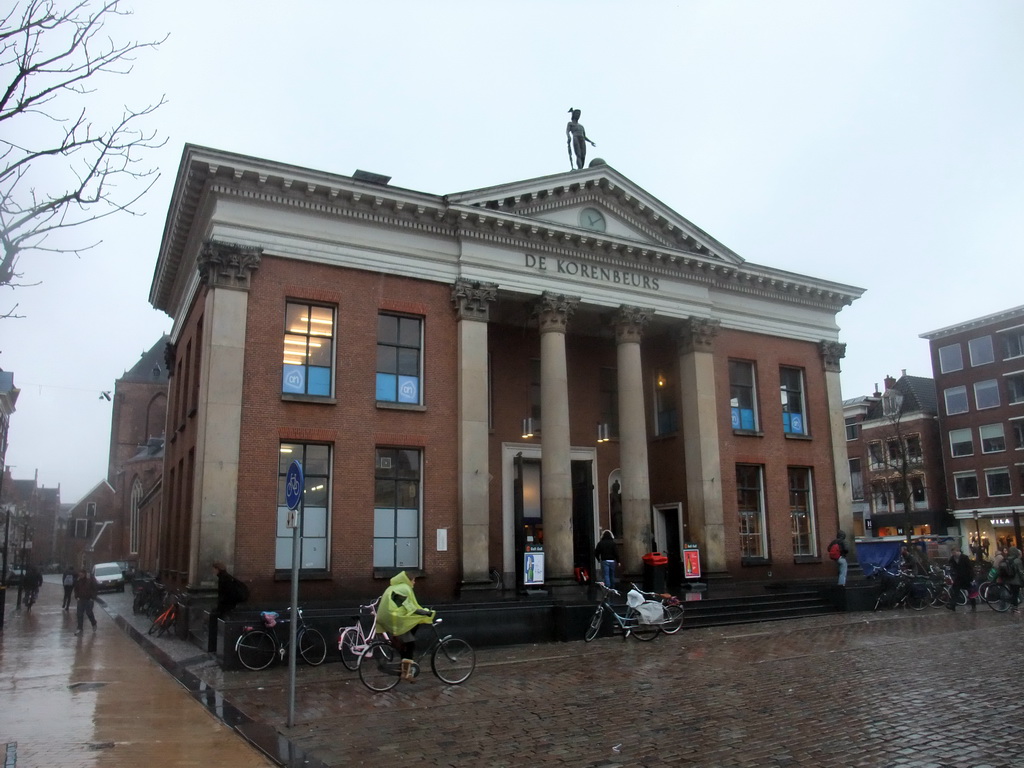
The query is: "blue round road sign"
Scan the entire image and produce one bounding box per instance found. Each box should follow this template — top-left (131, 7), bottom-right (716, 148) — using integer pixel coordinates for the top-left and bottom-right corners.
top-left (285, 460), bottom-right (304, 510)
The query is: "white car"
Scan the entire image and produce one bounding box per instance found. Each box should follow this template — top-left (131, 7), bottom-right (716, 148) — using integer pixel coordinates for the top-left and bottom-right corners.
top-left (92, 562), bottom-right (126, 592)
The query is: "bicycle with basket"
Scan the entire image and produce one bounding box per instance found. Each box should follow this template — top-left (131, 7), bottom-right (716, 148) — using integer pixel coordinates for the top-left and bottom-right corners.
top-left (337, 597), bottom-right (388, 670)
top-left (584, 582), bottom-right (669, 642)
top-left (236, 607), bottom-right (328, 670)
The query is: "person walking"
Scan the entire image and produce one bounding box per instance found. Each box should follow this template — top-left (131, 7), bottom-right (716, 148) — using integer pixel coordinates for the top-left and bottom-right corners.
top-left (594, 530), bottom-right (620, 590)
top-left (947, 546), bottom-right (976, 612)
top-left (828, 530), bottom-right (851, 586)
top-left (73, 568), bottom-right (99, 635)
top-left (1006, 546), bottom-right (1024, 614)
top-left (61, 567), bottom-right (75, 610)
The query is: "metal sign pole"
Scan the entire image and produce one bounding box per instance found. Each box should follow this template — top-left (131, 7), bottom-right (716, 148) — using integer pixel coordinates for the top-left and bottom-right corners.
top-left (284, 459), bottom-right (304, 729)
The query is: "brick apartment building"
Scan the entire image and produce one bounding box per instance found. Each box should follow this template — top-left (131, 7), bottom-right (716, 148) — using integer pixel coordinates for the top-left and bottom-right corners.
top-left (921, 305), bottom-right (1024, 555)
top-left (844, 373), bottom-right (951, 540)
top-left (147, 145), bottom-right (865, 607)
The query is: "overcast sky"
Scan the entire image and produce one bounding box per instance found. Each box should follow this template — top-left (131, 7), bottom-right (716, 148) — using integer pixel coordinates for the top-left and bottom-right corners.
top-left (3, 1), bottom-right (1022, 502)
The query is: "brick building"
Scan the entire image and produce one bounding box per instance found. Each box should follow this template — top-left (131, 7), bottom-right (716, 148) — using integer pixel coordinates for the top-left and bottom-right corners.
top-left (921, 305), bottom-right (1024, 555)
top-left (148, 145), bottom-right (865, 605)
top-left (843, 373), bottom-right (950, 540)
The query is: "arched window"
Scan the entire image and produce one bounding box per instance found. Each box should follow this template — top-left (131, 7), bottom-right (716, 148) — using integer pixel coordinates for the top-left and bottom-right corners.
top-left (130, 478), bottom-right (143, 554)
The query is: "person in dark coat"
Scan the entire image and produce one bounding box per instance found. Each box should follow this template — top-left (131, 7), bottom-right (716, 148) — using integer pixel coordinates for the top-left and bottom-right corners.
top-left (61, 567), bottom-right (76, 610)
top-left (948, 546), bottom-right (976, 612)
top-left (73, 568), bottom-right (99, 634)
top-left (594, 530), bottom-right (620, 589)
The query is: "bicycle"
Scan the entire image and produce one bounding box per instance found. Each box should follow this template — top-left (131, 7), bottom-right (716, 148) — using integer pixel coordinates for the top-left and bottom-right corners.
top-left (133, 577), bottom-right (165, 617)
top-left (871, 566), bottom-right (930, 611)
top-left (23, 586), bottom-right (39, 610)
top-left (584, 582), bottom-right (662, 642)
top-left (980, 580), bottom-right (1018, 613)
top-left (358, 618), bottom-right (475, 692)
top-left (629, 583), bottom-right (684, 634)
top-left (148, 592), bottom-right (180, 637)
top-left (235, 608), bottom-right (328, 671)
top-left (337, 598), bottom-right (388, 671)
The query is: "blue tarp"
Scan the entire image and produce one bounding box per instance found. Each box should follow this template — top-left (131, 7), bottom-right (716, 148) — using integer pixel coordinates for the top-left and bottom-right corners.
top-left (854, 537), bottom-right (954, 577)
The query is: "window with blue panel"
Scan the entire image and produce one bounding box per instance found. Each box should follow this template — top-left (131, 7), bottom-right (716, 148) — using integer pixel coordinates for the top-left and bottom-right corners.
top-left (282, 302), bottom-right (334, 397)
top-left (729, 360), bottom-right (758, 432)
top-left (376, 313), bottom-right (422, 404)
top-left (779, 366), bottom-right (806, 435)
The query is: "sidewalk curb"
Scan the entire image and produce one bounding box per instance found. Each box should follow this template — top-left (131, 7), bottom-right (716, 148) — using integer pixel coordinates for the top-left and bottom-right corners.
top-left (107, 607), bottom-right (329, 768)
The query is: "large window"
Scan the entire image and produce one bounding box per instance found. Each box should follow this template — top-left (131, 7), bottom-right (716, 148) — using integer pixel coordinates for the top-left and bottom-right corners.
top-left (1013, 419), bottom-right (1024, 450)
top-left (980, 424), bottom-right (1006, 453)
top-left (736, 465), bottom-right (766, 558)
top-left (130, 478), bottom-right (143, 555)
top-left (654, 369), bottom-right (678, 436)
top-left (729, 361), bottom-right (758, 431)
top-left (1007, 374), bottom-right (1024, 405)
top-left (968, 336), bottom-right (995, 366)
top-left (905, 434), bottom-right (923, 464)
top-left (599, 367), bottom-right (619, 439)
top-left (845, 419), bottom-right (860, 441)
top-left (1002, 329), bottom-right (1024, 360)
top-left (788, 467), bottom-right (815, 556)
top-left (975, 379), bottom-right (1000, 410)
top-left (779, 367), bottom-right (807, 435)
top-left (276, 443), bottom-right (330, 570)
top-left (868, 441), bottom-right (885, 470)
top-left (944, 386), bottom-right (969, 415)
top-left (282, 302), bottom-right (334, 396)
top-left (949, 428), bottom-right (973, 457)
top-left (938, 344), bottom-right (963, 373)
top-left (986, 468), bottom-right (1011, 497)
top-left (910, 476), bottom-right (927, 508)
top-left (374, 447), bottom-right (422, 568)
top-left (849, 458), bottom-right (864, 500)
top-left (954, 472), bottom-right (979, 500)
top-left (376, 314), bottom-right (423, 404)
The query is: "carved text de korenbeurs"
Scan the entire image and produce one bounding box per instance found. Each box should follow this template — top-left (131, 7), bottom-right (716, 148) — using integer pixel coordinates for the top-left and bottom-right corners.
top-left (524, 254), bottom-right (660, 291)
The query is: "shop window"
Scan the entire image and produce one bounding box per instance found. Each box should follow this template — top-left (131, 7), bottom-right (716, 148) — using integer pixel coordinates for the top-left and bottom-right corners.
top-left (374, 447), bottom-right (422, 568)
top-left (376, 314), bottom-right (423, 404)
top-left (729, 360), bottom-right (758, 431)
top-left (736, 465), bottom-right (766, 559)
top-left (276, 443), bottom-right (330, 570)
top-left (282, 302), bottom-right (334, 397)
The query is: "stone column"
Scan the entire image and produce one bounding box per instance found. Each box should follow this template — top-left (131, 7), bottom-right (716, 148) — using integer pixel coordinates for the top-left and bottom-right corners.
top-left (189, 240), bottom-right (261, 586)
top-left (614, 306), bottom-right (654, 572)
top-left (451, 279), bottom-right (497, 588)
top-left (536, 291), bottom-right (579, 580)
top-left (677, 318), bottom-right (726, 573)
top-left (820, 341), bottom-right (854, 551)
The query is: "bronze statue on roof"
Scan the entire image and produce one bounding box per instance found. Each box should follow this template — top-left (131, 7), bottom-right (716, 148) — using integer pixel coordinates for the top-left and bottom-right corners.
top-left (566, 108), bottom-right (596, 170)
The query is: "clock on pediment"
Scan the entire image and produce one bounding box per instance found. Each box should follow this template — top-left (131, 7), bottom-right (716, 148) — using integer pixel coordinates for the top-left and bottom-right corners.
top-left (579, 207), bottom-right (607, 233)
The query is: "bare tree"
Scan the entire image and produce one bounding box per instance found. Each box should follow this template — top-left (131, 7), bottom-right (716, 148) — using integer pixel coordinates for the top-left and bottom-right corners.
top-left (0, 0), bottom-right (166, 317)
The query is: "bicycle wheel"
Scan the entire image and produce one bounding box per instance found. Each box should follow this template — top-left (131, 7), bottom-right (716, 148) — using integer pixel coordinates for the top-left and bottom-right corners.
top-left (338, 627), bottom-right (362, 670)
top-left (661, 604), bottom-right (685, 634)
top-left (236, 630), bottom-right (277, 670)
top-left (147, 608), bottom-right (169, 635)
top-left (359, 641), bottom-right (401, 692)
top-left (298, 627), bottom-right (327, 666)
top-left (985, 583), bottom-right (1011, 613)
top-left (133, 592), bottom-right (146, 615)
top-left (156, 607), bottom-right (177, 637)
top-left (584, 606), bottom-right (604, 642)
top-left (630, 623), bottom-right (661, 641)
top-left (906, 590), bottom-right (929, 611)
top-left (431, 637), bottom-right (475, 684)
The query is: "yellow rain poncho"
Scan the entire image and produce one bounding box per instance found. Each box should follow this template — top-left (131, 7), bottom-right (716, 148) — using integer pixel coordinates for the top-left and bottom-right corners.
top-left (377, 571), bottom-right (435, 637)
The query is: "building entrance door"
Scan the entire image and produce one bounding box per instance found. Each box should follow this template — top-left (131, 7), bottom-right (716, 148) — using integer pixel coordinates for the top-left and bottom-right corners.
top-left (653, 503), bottom-right (686, 590)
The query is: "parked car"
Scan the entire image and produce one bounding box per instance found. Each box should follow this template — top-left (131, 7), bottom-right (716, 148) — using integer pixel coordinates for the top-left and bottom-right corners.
top-left (5, 567), bottom-right (25, 585)
top-left (92, 562), bottom-right (126, 592)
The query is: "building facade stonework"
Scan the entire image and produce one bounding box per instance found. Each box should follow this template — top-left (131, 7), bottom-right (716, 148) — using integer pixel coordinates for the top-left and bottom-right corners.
top-left (149, 146), bottom-right (865, 603)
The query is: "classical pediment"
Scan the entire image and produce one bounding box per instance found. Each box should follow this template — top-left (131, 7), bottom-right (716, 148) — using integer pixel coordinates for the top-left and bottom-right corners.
top-left (446, 162), bottom-right (743, 265)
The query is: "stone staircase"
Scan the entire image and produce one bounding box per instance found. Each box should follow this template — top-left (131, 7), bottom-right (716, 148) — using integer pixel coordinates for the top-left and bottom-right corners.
top-left (677, 584), bottom-right (839, 629)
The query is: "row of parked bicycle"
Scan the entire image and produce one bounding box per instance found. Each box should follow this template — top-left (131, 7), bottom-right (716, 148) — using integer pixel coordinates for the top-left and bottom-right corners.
top-left (870, 562), bottom-right (1020, 612)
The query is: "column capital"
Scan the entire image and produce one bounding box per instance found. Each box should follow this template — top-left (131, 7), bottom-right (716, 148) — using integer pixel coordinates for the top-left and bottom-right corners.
top-left (677, 317), bottom-right (721, 354)
top-left (819, 340), bottom-right (847, 373)
top-left (451, 279), bottom-right (498, 322)
top-left (613, 305), bottom-right (654, 344)
top-left (534, 291), bottom-right (580, 334)
top-left (197, 240), bottom-right (262, 291)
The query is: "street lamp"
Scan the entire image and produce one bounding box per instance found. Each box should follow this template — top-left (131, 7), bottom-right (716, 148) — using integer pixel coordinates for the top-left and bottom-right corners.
top-left (973, 510), bottom-right (983, 564)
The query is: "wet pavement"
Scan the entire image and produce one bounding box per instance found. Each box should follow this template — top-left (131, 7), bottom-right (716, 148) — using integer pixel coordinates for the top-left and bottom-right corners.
top-left (5, 579), bottom-right (1024, 767)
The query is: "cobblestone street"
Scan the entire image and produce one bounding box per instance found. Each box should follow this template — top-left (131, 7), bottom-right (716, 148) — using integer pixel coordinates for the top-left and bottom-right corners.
top-left (193, 605), bottom-right (1024, 767)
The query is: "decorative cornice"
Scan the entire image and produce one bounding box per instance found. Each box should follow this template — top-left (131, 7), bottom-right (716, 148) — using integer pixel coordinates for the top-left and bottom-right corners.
top-left (451, 279), bottom-right (498, 322)
top-left (614, 305), bottom-right (654, 344)
top-left (197, 240), bottom-right (262, 291)
top-left (534, 292), bottom-right (580, 334)
top-left (677, 317), bottom-right (721, 354)
top-left (819, 341), bottom-right (847, 373)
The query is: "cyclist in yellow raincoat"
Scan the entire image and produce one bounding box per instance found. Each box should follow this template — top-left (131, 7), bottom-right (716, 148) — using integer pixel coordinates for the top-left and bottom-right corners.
top-left (377, 571), bottom-right (435, 681)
